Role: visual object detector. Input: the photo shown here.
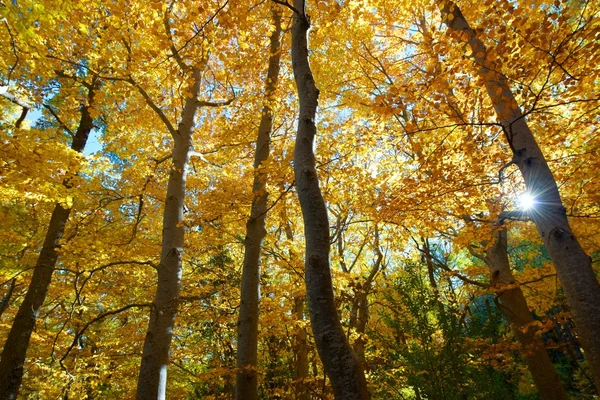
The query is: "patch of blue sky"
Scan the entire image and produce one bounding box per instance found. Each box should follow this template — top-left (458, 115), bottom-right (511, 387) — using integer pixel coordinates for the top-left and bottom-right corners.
top-left (25, 106), bottom-right (103, 155)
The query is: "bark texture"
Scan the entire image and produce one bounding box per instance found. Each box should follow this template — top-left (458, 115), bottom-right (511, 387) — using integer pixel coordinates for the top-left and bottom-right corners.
top-left (291, 2), bottom-right (370, 398)
top-left (441, 1), bottom-right (600, 390)
top-left (135, 69), bottom-right (201, 400)
top-left (0, 81), bottom-right (97, 400)
top-left (235, 8), bottom-right (283, 399)
top-left (482, 228), bottom-right (567, 400)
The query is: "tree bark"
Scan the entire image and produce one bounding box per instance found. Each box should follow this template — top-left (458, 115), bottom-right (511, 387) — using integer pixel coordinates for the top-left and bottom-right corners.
top-left (440, 1), bottom-right (600, 390)
top-left (135, 68), bottom-right (201, 400)
top-left (294, 296), bottom-right (310, 400)
top-left (290, 2), bottom-right (370, 398)
top-left (0, 81), bottom-right (97, 400)
top-left (482, 228), bottom-right (567, 400)
top-left (349, 232), bottom-right (383, 365)
top-left (0, 279), bottom-right (17, 319)
top-left (235, 8), bottom-right (283, 399)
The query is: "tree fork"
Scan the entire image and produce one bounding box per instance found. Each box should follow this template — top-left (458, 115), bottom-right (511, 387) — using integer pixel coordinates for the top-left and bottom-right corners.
top-left (135, 68), bottom-right (202, 400)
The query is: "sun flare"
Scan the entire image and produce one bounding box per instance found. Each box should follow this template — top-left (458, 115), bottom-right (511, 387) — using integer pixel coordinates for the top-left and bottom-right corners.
top-left (518, 192), bottom-right (536, 211)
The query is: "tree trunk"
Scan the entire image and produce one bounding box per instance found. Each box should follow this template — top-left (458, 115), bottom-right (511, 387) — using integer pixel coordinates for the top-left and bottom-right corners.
top-left (282, 212), bottom-right (310, 400)
top-left (135, 69), bottom-right (201, 400)
top-left (235, 8), bottom-right (283, 399)
top-left (350, 232), bottom-right (383, 365)
top-left (441, 1), bottom-right (600, 390)
top-left (290, 2), bottom-right (370, 398)
top-left (0, 279), bottom-right (17, 319)
top-left (294, 296), bottom-right (310, 400)
top-left (484, 228), bottom-right (567, 400)
top-left (0, 82), bottom-right (97, 400)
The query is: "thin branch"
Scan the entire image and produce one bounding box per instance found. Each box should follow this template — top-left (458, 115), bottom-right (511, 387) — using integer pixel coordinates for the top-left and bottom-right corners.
top-left (163, 1), bottom-right (191, 73)
top-left (270, 0), bottom-right (300, 15)
top-left (197, 97), bottom-right (236, 107)
top-left (60, 303), bottom-right (153, 368)
top-left (131, 78), bottom-right (178, 138)
top-left (43, 104), bottom-right (74, 137)
top-left (171, 0), bottom-right (230, 58)
top-left (1, 18), bottom-right (19, 84)
top-left (0, 86), bottom-right (32, 128)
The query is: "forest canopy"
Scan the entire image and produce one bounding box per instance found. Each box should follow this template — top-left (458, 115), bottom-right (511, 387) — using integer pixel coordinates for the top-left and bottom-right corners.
top-left (1, 0), bottom-right (600, 398)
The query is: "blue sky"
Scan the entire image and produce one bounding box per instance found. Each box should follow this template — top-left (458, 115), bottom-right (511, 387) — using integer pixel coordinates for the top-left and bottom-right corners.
top-left (26, 108), bottom-right (103, 155)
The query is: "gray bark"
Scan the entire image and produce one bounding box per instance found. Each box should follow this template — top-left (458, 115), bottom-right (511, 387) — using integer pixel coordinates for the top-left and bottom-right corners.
top-left (481, 228), bottom-right (567, 400)
top-left (441, 2), bottom-right (600, 390)
top-left (290, 1), bottom-right (370, 398)
top-left (135, 68), bottom-right (202, 400)
top-left (235, 8), bottom-right (283, 399)
top-left (0, 80), bottom-right (97, 400)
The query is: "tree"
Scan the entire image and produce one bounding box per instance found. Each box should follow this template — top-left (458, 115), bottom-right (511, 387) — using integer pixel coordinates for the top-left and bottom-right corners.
top-left (1, 0), bottom-right (600, 397)
top-left (440, 1), bottom-right (600, 389)
top-left (470, 225), bottom-right (567, 400)
top-left (0, 73), bottom-right (99, 400)
top-left (235, 6), bottom-right (283, 399)
top-left (289, 0), bottom-right (370, 398)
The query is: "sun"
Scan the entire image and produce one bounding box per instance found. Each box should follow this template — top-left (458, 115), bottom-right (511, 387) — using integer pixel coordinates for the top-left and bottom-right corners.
top-left (518, 192), bottom-right (536, 211)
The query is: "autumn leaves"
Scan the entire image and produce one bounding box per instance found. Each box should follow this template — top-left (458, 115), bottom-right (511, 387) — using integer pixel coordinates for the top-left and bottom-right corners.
top-left (1, 0), bottom-right (599, 398)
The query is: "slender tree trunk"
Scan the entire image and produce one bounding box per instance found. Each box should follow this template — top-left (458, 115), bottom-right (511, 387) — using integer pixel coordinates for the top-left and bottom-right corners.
top-left (290, 2), bottom-right (369, 398)
top-left (235, 8), bottom-right (283, 399)
top-left (135, 69), bottom-right (201, 400)
top-left (350, 232), bottom-right (383, 365)
top-left (441, 2), bottom-right (600, 390)
top-left (282, 212), bottom-right (310, 400)
top-left (294, 296), bottom-right (310, 400)
top-left (0, 279), bottom-right (17, 319)
top-left (483, 228), bottom-right (567, 400)
top-left (0, 82), bottom-right (97, 400)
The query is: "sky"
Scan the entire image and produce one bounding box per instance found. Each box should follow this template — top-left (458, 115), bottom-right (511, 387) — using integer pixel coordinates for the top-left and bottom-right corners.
top-left (26, 108), bottom-right (103, 155)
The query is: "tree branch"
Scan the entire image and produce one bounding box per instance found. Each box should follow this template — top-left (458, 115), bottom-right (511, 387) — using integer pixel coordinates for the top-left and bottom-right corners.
top-left (43, 104), bottom-right (75, 137)
top-left (0, 86), bottom-right (32, 128)
top-left (270, 0), bottom-right (300, 15)
top-left (60, 303), bottom-right (153, 369)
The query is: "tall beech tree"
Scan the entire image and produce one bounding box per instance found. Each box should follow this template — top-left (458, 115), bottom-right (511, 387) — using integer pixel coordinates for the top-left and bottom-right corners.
top-left (235, 7), bottom-right (283, 399)
top-left (440, 0), bottom-right (600, 389)
top-left (289, 0), bottom-right (370, 398)
top-left (2, 0), bottom-right (600, 397)
top-left (0, 74), bottom-right (99, 400)
top-left (470, 226), bottom-right (567, 400)
top-left (134, 65), bottom-right (203, 399)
